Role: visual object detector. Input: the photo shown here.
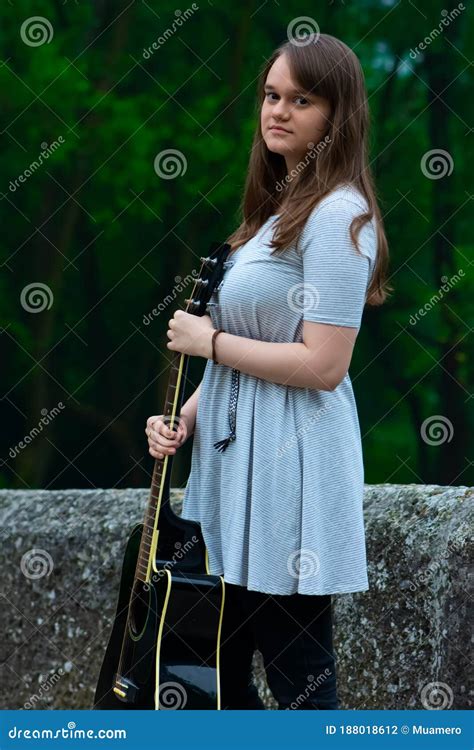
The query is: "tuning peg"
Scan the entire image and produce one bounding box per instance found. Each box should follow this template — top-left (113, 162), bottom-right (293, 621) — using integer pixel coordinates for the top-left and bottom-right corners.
top-left (195, 278), bottom-right (209, 287)
top-left (200, 256), bottom-right (218, 267)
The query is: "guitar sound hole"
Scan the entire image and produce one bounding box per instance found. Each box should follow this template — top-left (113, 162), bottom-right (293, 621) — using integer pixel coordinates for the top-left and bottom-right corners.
top-left (129, 580), bottom-right (150, 637)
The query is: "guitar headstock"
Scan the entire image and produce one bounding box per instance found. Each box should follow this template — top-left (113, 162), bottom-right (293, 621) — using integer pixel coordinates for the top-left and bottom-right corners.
top-left (184, 242), bottom-right (232, 317)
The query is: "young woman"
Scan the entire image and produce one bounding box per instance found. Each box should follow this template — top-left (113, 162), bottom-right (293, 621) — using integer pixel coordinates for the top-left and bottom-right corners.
top-left (146, 33), bottom-right (390, 710)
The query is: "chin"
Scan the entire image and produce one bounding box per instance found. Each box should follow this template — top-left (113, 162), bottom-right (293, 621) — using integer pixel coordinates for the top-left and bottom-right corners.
top-left (264, 139), bottom-right (285, 154)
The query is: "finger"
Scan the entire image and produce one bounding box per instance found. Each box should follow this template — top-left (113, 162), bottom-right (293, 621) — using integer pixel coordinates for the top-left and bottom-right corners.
top-left (165, 423), bottom-right (184, 443)
top-left (164, 423), bottom-right (182, 438)
top-left (151, 430), bottom-right (174, 446)
top-left (145, 414), bottom-right (162, 435)
top-left (149, 447), bottom-right (164, 459)
top-left (152, 443), bottom-right (176, 455)
top-left (160, 423), bottom-right (177, 439)
top-left (153, 430), bottom-right (178, 448)
top-left (149, 434), bottom-right (176, 452)
top-left (146, 424), bottom-right (159, 441)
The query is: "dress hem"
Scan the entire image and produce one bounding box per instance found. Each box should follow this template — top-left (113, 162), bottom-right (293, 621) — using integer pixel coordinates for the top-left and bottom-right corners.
top-left (218, 571), bottom-right (369, 597)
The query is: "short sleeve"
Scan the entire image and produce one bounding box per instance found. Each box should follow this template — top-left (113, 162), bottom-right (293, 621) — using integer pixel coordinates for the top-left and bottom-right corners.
top-left (300, 198), bottom-right (377, 329)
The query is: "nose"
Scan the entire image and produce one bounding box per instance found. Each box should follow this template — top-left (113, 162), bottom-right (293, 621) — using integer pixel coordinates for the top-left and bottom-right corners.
top-left (271, 98), bottom-right (290, 120)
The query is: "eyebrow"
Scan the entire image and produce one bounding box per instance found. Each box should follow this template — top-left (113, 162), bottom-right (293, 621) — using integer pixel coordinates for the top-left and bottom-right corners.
top-left (263, 83), bottom-right (309, 95)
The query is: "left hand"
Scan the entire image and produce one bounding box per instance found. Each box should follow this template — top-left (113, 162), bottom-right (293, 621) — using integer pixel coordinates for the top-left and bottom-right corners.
top-left (166, 310), bottom-right (215, 359)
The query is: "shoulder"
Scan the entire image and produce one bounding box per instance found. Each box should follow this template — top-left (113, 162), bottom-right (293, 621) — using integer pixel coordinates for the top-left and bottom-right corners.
top-left (300, 184), bottom-right (377, 263)
top-left (304, 184), bottom-right (370, 234)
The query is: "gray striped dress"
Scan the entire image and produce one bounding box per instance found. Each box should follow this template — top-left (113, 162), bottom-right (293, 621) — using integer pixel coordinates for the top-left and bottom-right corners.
top-left (181, 184), bottom-right (377, 595)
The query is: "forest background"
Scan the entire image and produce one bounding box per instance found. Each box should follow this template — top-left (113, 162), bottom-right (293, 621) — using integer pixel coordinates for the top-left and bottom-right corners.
top-left (1, 0), bottom-right (472, 492)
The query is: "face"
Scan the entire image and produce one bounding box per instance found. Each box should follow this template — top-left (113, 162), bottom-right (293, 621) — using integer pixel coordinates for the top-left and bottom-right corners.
top-left (261, 53), bottom-right (331, 175)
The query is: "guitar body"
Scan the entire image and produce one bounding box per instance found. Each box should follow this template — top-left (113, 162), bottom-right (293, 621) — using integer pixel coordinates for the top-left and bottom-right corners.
top-left (94, 523), bottom-right (226, 710)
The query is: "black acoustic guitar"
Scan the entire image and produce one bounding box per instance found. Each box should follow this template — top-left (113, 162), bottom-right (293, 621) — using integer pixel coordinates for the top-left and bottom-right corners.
top-left (93, 241), bottom-right (232, 710)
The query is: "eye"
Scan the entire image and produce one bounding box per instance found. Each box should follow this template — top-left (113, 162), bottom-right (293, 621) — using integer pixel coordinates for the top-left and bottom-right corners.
top-left (264, 92), bottom-right (309, 106)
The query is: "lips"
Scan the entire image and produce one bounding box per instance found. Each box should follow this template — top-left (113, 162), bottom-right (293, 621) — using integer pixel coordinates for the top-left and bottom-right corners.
top-left (270, 126), bottom-right (291, 133)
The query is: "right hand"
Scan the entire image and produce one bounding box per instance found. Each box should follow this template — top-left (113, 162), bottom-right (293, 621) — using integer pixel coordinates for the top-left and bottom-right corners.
top-left (145, 414), bottom-right (190, 459)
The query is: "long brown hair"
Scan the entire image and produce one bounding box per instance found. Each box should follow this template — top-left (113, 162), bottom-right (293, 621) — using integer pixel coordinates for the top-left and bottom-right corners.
top-left (226, 33), bottom-right (392, 306)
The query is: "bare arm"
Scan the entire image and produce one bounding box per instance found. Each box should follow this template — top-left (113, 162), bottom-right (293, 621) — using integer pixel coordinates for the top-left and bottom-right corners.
top-left (180, 381), bottom-right (202, 438)
top-left (212, 322), bottom-right (358, 391)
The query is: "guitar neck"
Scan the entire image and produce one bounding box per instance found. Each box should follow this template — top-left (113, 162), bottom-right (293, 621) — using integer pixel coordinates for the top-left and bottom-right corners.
top-left (135, 349), bottom-right (189, 584)
top-left (131, 242), bottom-right (231, 585)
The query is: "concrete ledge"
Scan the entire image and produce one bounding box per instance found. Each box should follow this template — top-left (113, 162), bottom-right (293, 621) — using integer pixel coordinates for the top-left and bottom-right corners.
top-left (0, 485), bottom-right (471, 710)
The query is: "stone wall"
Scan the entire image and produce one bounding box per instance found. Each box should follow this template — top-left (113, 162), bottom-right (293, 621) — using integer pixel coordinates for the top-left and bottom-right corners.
top-left (0, 485), bottom-right (471, 710)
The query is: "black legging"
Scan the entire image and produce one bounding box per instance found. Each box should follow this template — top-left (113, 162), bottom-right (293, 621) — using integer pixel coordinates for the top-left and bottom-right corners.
top-left (218, 581), bottom-right (339, 710)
